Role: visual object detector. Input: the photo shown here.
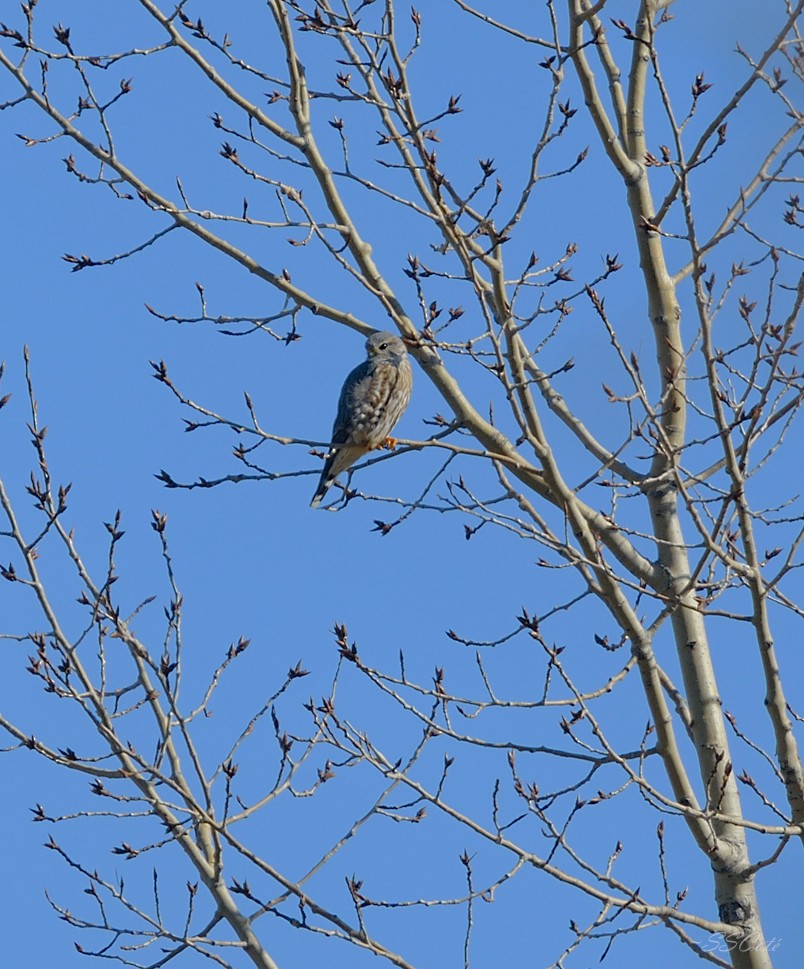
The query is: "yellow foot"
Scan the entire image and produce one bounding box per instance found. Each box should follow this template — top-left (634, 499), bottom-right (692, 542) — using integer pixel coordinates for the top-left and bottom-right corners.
top-left (382, 436), bottom-right (398, 450)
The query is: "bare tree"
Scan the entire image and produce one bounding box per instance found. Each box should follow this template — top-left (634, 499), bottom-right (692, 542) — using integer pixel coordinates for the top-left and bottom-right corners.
top-left (1, 2), bottom-right (803, 967)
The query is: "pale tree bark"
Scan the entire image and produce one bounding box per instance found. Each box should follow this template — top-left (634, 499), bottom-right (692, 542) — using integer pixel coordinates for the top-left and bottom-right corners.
top-left (570, 3), bottom-right (773, 962)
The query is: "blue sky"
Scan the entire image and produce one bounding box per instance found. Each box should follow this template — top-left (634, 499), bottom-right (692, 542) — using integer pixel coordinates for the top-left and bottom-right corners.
top-left (1, 2), bottom-right (801, 967)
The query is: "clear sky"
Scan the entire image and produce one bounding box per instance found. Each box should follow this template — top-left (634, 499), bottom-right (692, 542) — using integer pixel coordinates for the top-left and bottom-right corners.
top-left (1, 2), bottom-right (801, 967)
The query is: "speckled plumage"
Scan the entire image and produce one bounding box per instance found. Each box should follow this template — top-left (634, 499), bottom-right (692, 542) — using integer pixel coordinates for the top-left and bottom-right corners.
top-left (310, 331), bottom-right (413, 508)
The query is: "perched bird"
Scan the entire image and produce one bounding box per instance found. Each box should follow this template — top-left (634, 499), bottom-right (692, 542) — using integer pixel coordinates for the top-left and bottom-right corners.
top-left (310, 330), bottom-right (413, 508)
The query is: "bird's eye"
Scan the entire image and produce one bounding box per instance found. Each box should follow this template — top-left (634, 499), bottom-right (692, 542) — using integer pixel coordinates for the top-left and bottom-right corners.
top-left (379, 341), bottom-right (388, 350)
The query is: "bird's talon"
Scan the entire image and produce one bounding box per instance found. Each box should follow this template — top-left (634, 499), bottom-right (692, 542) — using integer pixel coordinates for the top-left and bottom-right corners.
top-left (383, 436), bottom-right (398, 450)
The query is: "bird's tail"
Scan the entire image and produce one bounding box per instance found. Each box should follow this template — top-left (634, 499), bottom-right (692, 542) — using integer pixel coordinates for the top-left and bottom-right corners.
top-left (309, 476), bottom-right (333, 508)
top-left (310, 445), bottom-right (365, 508)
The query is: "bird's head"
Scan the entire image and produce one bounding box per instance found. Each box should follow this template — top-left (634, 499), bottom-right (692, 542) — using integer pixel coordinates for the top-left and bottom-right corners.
top-left (365, 330), bottom-right (407, 361)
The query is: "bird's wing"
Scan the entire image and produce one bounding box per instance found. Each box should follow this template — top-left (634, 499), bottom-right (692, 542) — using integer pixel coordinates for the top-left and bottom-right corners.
top-left (331, 360), bottom-right (373, 444)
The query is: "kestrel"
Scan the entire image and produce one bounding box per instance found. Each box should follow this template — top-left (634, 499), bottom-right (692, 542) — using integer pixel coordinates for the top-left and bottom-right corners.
top-left (310, 330), bottom-right (413, 508)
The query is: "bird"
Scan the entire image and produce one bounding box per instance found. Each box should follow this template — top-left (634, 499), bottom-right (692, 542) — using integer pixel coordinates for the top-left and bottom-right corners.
top-left (310, 330), bottom-right (413, 508)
